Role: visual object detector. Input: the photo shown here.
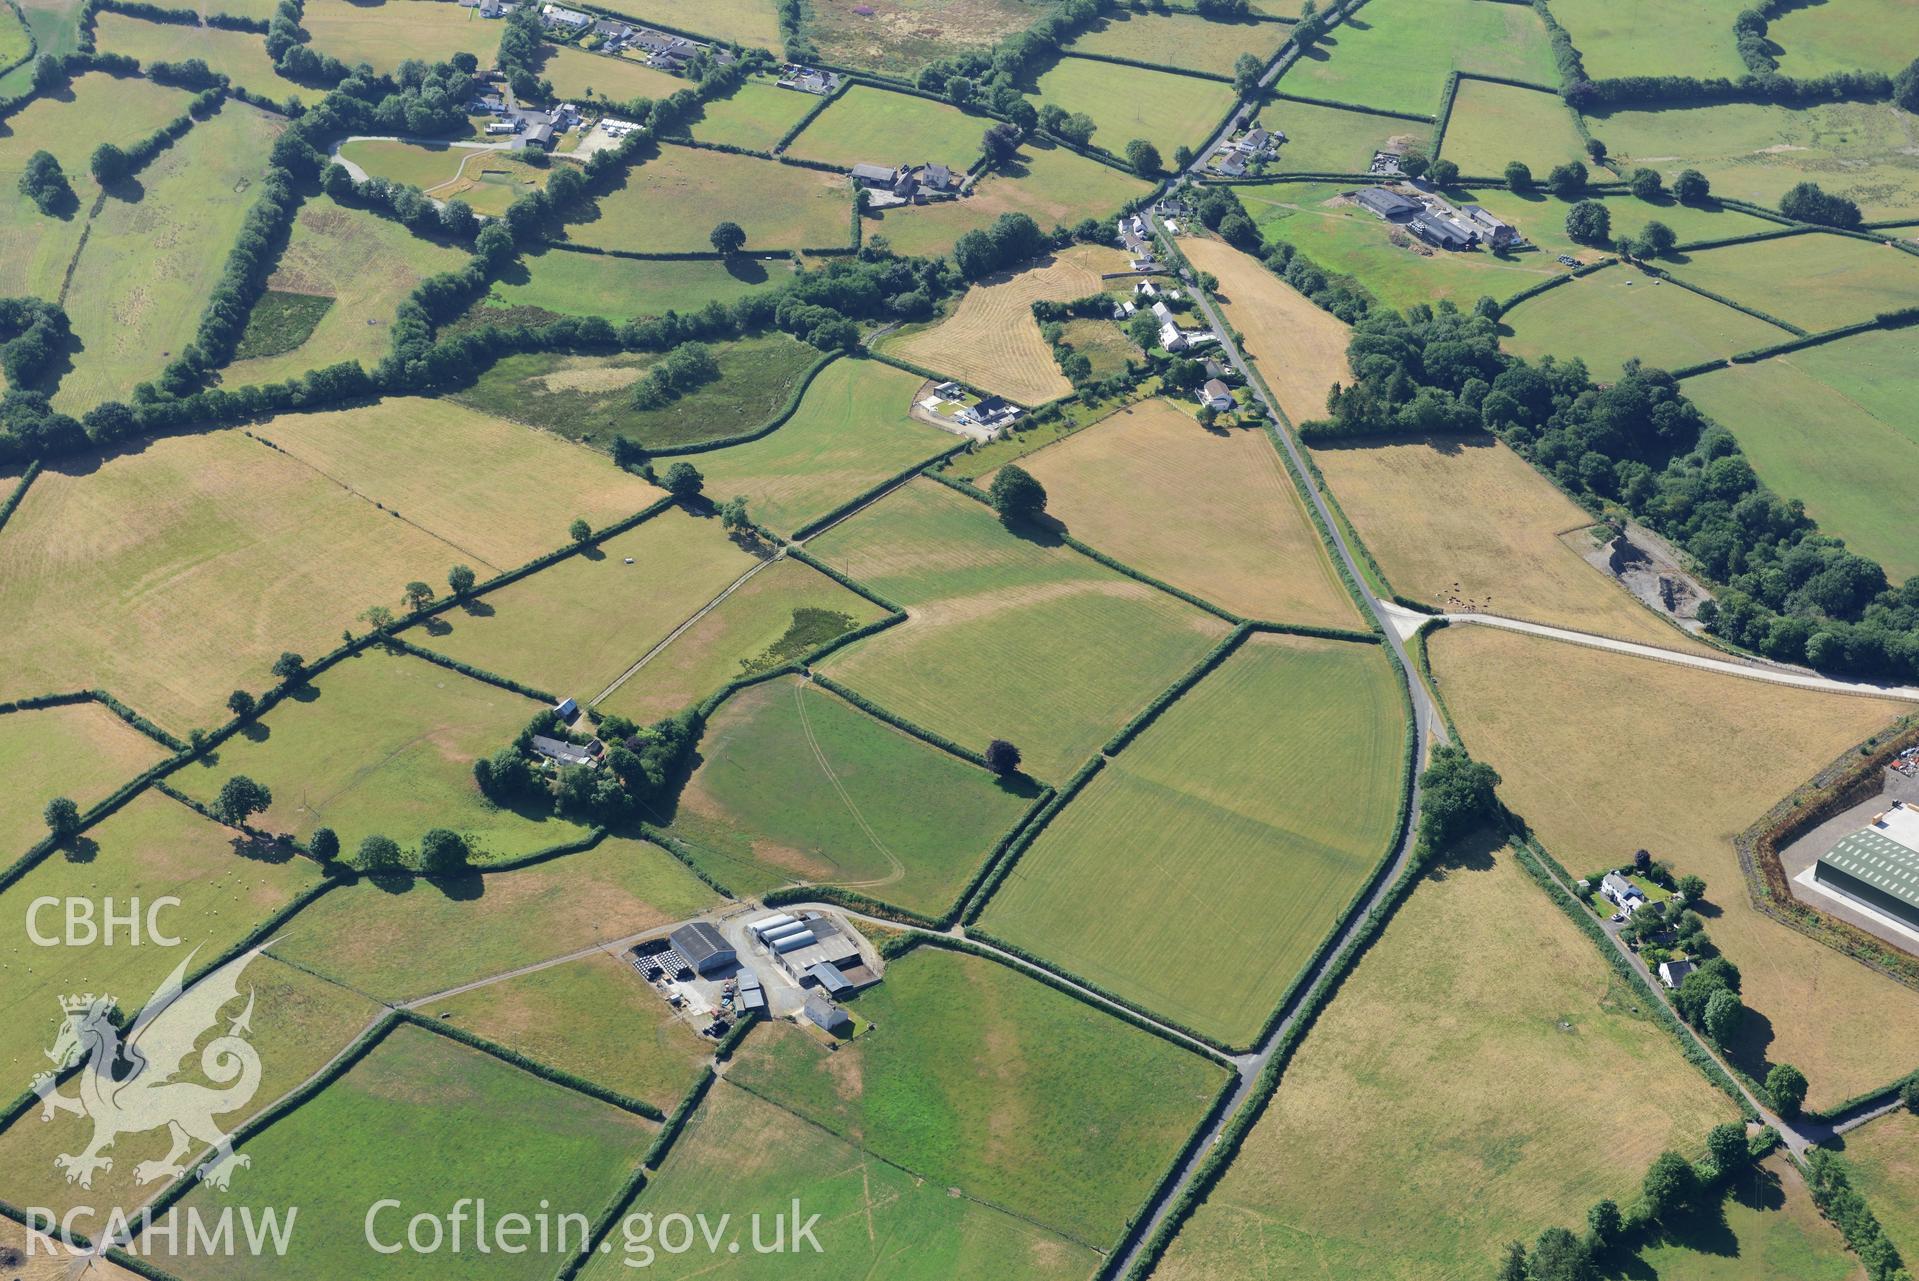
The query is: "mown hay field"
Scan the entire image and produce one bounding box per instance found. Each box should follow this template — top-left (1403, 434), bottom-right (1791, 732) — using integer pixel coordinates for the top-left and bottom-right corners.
top-left (416, 508), bottom-right (759, 703)
top-left (1501, 267), bottom-right (1787, 381)
top-left (337, 139), bottom-right (560, 217)
top-left (301, 0), bottom-right (496, 74)
top-left (574, 144), bottom-right (851, 254)
top-left (483, 244), bottom-right (798, 320)
top-left (1065, 9), bottom-right (1284, 77)
top-left (805, 0), bottom-right (1060, 77)
top-left (1281, 0), bottom-right (1556, 117)
top-left (979, 633), bottom-right (1405, 1046)
top-left (166, 1024), bottom-right (655, 1281)
top-left (1181, 236), bottom-right (1351, 425)
top-left (811, 478), bottom-right (1231, 781)
top-left (1030, 56), bottom-right (1237, 160)
top-left (268, 836), bottom-right (718, 1001)
top-left (688, 357), bottom-right (952, 535)
top-left (225, 195), bottom-right (467, 386)
top-left (1771, 0), bottom-right (1919, 76)
top-left (1426, 624), bottom-right (1919, 1110)
top-left (599, 556), bottom-right (889, 721)
top-left (0, 701), bottom-right (167, 860)
top-left (434, 951), bottom-right (712, 1113)
top-left (583, 1079), bottom-right (1096, 1281)
top-left (787, 84), bottom-right (996, 169)
top-left (1438, 79), bottom-right (1585, 178)
top-left (1153, 844), bottom-right (1744, 1281)
top-left (1548, 0), bottom-right (1747, 79)
top-left (888, 244), bottom-right (1131, 404)
top-left (537, 41), bottom-right (684, 102)
top-left (611, 0), bottom-right (781, 47)
top-left (679, 78), bottom-right (817, 151)
top-left (0, 430), bottom-right (474, 734)
top-left (256, 396), bottom-right (663, 570)
top-left (1006, 398), bottom-right (1359, 626)
top-left (0, 1217), bottom-right (142, 1281)
top-left (666, 675), bottom-right (1037, 912)
top-left (1665, 231), bottom-right (1919, 333)
top-left (1626, 1155), bottom-right (1868, 1280)
top-left (1683, 328), bottom-right (1919, 580)
top-left (0, 790), bottom-right (321, 1087)
top-left (172, 649), bottom-right (588, 863)
top-left (1837, 1109), bottom-right (1919, 1262)
top-left (1058, 315), bottom-right (1139, 377)
top-left (1311, 432), bottom-right (1717, 648)
top-left (726, 946), bottom-right (1231, 1247)
top-left (1261, 98), bottom-right (1417, 174)
top-left (94, 12), bottom-right (301, 98)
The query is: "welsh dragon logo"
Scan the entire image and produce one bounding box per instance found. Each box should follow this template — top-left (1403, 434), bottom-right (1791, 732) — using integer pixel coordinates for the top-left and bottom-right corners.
top-left (32, 942), bottom-right (271, 1192)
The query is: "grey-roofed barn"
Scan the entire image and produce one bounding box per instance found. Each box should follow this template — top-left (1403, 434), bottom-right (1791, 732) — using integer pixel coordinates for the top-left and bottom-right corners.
top-left (669, 921), bottom-right (736, 976)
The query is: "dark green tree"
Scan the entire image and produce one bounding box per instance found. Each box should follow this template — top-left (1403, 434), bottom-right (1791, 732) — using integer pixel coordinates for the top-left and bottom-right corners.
top-left (662, 461), bottom-right (704, 499)
top-left (17, 150), bottom-right (73, 215)
top-left (1529, 1226), bottom-right (1595, 1281)
top-left (214, 775), bottom-right (273, 827)
top-left (1564, 199), bottom-right (1611, 245)
top-left (418, 827), bottom-right (470, 875)
top-left (1125, 138), bottom-right (1162, 176)
top-left (568, 517), bottom-right (592, 543)
top-left (44, 796), bottom-right (81, 840)
top-left (448, 564), bottom-right (476, 596)
top-left (988, 464), bottom-right (1047, 526)
top-left (310, 826), bottom-right (340, 860)
top-left (1895, 56), bottom-right (1919, 114)
top-left (1496, 1241), bottom-right (1528, 1281)
top-left (1586, 1198), bottom-right (1621, 1247)
top-left (1766, 1063), bottom-right (1808, 1118)
top-left (271, 651), bottom-right (305, 682)
top-left (227, 689), bottom-right (257, 719)
top-left (1429, 158), bottom-right (1459, 187)
top-left (1900, 1073), bottom-right (1919, 1113)
top-left (1232, 52), bottom-right (1263, 97)
top-left (1677, 873), bottom-right (1706, 901)
top-left (1705, 1121), bottom-right (1749, 1177)
top-left (1629, 166), bottom-right (1663, 199)
top-left (402, 580), bottom-right (435, 611)
top-left (709, 220), bottom-right (747, 255)
top-left (1415, 743), bottom-right (1502, 855)
top-left (1703, 987), bottom-right (1743, 1047)
top-left (1174, 144), bottom-right (1195, 170)
top-left (1635, 219), bottom-right (1677, 258)
top-left (1585, 138), bottom-right (1608, 163)
top-left (1672, 168), bottom-right (1711, 204)
top-left (352, 833), bottom-right (404, 873)
top-left (1547, 160), bottom-right (1588, 197)
top-left (1641, 1151), bottom-right (1698, 1222)
top-left (1504, 160), bottom-right (1533, 193)
top-left (1399, 152), bottom-right (1430, 179)
top-left (985, 738), bottom-right (1021, 776)
top-left (90, 142), bottom-right (130, 186)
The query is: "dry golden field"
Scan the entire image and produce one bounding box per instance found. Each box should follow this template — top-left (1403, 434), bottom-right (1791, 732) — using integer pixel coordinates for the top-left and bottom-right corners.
top-left (889, 244), bottom-right (1132, 404)
top-left (0, 701), bottom-right (167, 858)
top-left (1427, 624), bottom-right (1919, 1110)
top-left (1181, 236), bottom-right (1352, 425)
top-left (1004, 398), bottom-right (1358, 627)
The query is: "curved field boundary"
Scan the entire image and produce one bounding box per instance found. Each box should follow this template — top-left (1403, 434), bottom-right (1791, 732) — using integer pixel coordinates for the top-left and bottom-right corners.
top-left (0, 0), bottom-right (36, 81)
top-left (642, 350), bottom-right (841, 456)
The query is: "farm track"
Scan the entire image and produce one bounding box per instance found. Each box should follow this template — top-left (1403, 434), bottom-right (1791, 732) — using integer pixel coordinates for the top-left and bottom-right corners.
top-left (588, 551), bottom-right (779, 706)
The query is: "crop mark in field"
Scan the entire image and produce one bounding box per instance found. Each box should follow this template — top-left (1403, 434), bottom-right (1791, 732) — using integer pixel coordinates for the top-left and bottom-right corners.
top-left (792, 677), bottom-right (906, 890)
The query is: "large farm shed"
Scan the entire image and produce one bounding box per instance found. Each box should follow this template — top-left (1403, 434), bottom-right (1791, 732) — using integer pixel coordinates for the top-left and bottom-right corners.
top-left (1815, 805), bottom-right (1919, 931)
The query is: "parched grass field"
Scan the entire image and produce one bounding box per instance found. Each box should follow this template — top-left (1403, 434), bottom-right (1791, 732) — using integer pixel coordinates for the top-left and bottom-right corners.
top-left (0, 700), bottom-right (166, 860)
top-left (1501, 266), bottom-right (1788, 381)
top-left (1312, 433), bottom-right (1717, 648)
top-left (572, 144), bottom-right (851, 253)
top-left (0, 430), bottom-right (474, 734)
top-left (807, 0), bottom-right (1063, 77)
top-left (1427, 624), bottom-right (1919, 1111)
top-left (1029, 56), bottom-right (1237, 161)
top-left (583, 1079), bottom-right (1097, 1280)
top-left (811, 478), bottom-right (1231, 781)
top-left (1058, 315), bottom-right (1139, 378)
top-left (978, 633), bottom-right (1404, 1046)
top-left (1546, 0), bottom-right (1747, 80)
top-left (665, 675), bottom-right (1037, 911)
top-left (888, 244), bottom-right (1131, 404)
top-left (1836, 1109), bottom-right (1919, 1262)
top-left (678, 78), bottom-right (818, 151)
top-left (167, 1023), bottom-right (656, 1281)
top-left (538, 41), bottom-right (685, 102)
top-left (301, 0), bottom-right (496, 75)
top-left (1665, 232), bottom-right (1919, 332)
top-left (337, 139), bottom-right (561, 218)
top-left (94, 11), bottom-right (300, 98)
top-left (1683, 327), bottom-right (1919, 579)
top-left (0, 1195), bottom-right (144, 1280)
top-left (1590, 98), bottom-right (1919, 222)
top-left (484, 244), bottom-right (797, 320)
top-left (1152, 843), bottom-right (1743, 1281)
top-left (599, 557), bottom-right (888, 721)
top-left (417, 509), bottom-right (760, 704)
top-left (172, 648), bottom-right (587, 863)
top-left (1066, 9), bottom-right (1284, 77)
top-left (1008, 398), bottom-right (1359, 626)
top-left (609, 0), bottom-right (781, 47)
top-left (0, 955), bottom-right (380, 1225)
top-left (1181, 236), bottom-right (1351, 425)
top-left (1626, 1155), bottom-right (1868, 1280)
top-left (433, 951), bottom-right (711, 1113)
top-left (1261, 98), bottom-right (1416, 174)
top-left (787, 84), bottom-right (992, 168)
top-left (1771, 0), bottom-right (1919, 76)
top-left (727, 946), bottom-right (1231, 1246)
top-left (55, 101), bottom-right (281, 413)
top-left (687, 357), bottom-right (953, 536)
top-left (268, 835), bottom-right (718, 1001)
top-left (252, 396), bottom-right (663, 571)
top-left (1282, 0), bottom-right (1557, 117)
top-left (225, 195), bottom-right (466, 386)
top-left (0, 789), bottom-right (321, 1088)
top-left (450, 334), bottom-right (821, 453)
top-left (1438, 79), bottom-right (1585, 178)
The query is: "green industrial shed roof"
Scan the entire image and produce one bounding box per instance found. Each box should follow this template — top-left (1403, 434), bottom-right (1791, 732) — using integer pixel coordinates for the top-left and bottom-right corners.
top-left (1820, 829), bottom-right (1919, 911)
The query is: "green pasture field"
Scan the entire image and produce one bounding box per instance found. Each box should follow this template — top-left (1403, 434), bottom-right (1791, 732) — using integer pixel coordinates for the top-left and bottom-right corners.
top-left (1029, 56), bottom-right (1237, 162)
top-left (225, 194), bottom-right (467, 386)
top-left (1665, 231), bottom-right (1919, 331)
top-left (1057, 316), bottom-right (1139, 379)
top-left (978, 633), bottom-right (1405, 1046)
top-left (811, 478), bottom-right (1231, 781)
top-left (727, 946), bottom-right (1230, 1246)
top-left (786, 84), bottom-right (993, 169)
top-left (1771, 0), bottom-right (1919, 75)
top-left (449, 333), bottom-right (821, 452)
top-left (0, 3), bottom-right (32, 69)
top-left (538, 41), bottom-right (685, 102)
top-left (686, 357), bottom-right (952, 535)
top-left (0, 0), bottom-right (87, 96)
top-left (1065, 9), bottom-right (1285, 77)
top-left (1624, 1156), bottom-right (1867, 1280)
top-left (205, 0), bottom-right (286, 18)
top-left (165, 1023), bottom-right (655, 1281)
top-left (0, 955), bottom-right (380, 1226)
top-left (1837, 1110), bottom-right (1919, 1261)
top-left (1151, 845), bottom-right (1741, 1281)
top-left (482, 244), bottom-right (797, 320)
top-left (416, 508), bottom-right (761, 704)
top-left (582, 1079), bottom-right (1096, 1280)
top-left (1501, 266), bottom-right (1788, 380)
top-left (1280, 0), bottom-right (1556, 118)
top-left (172, 648), bottom-right (587, 864)
top-left (608, 0), bottom-right (781, 47)
top-left (301, 0), bottom-right (495, 75)
top-left (1438, 79), bottom-right (1584, 177)
top-left (1682, 327), bottom-right (1919, 579)
top-left (677, 79), bottom-right (818, 152)
top-left (247, 395), bottom-right (665, 570)
top-left (1591, 98), bottom-right (1919, 222)
top-left (1548, 0), bottom-right (1748, 80)
top-left (268, 836), bottom-right (718, 1001)
top-left (663, 675), bottom-right (1037, 911)
top-left (336, 140), bottom-right (559, 218)
top-left (433, 951), bottom-right (710, 1113)
top-left (1260, 98), bottom-right (1414, 174)
top-left (806, 0), bottom-right (1063, 78)
top-left (0, 789), bottom-right (322, 1088)
top-left (234, 290), bottom-right (332, 359)
top-left (570, 144), bottom-right (851, 254)
top-left (0, 700), bottom-right (166, 861)
top-left (94, 11), bottom-right (302, 99)
top-left (598, 557), bottom-right (889, 721)
top-left (55, 102), bottom-right (281, 412)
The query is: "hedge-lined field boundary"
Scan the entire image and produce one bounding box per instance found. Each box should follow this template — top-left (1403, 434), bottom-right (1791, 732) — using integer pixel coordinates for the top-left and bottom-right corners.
top-left (0, 457), bottom-right (38, 535)
top-left (1633, 261), bottom-right (1806, 335)
top-left (769, 76), bottom-right (849, 154)
top-left (961, 753), bottom-right (1104, 922)
top-left (786, 441), bottom-right (968, 540)
top-left (1268, 89), bottom-right (1436, 123)
top-left (1058, 48), bottom-right (1234, 85)
top-left (401, 1011), bottom-right (668, 1120)
top-left (641, 349), bottom-right (840, 457)
top-left (384, 636), bottom-right (557, 703)
top-left (806, 671), bottom-right (992, 769)
top-left (644, 1066), bottom-right (715, 1168)
top-left (1490, 256), bottom-right (1613, 317)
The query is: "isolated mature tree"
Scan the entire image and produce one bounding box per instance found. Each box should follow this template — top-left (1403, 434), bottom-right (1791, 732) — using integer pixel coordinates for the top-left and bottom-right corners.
top-left (89, 142), bottom-right (129, 185)
top-left (1629, 166), bottom-right (1664, 200)
top-left (988, 464), bottom-right (1046, 526)
top-left (1232, 51), bottom-right (1263, 97)
top-left (1565, 199), bottom-right (1611, 245)
top-left (271, 651), bottom-right (305, 682)
top-left (418, 827), bottom-right (470, 875)
top-left (985, 739), bottom-right (1021, 776)
top-left (1705, 1121), bottom-right (1749, 1177)
top-left (1415, 743), bottom-right (1501, 854)
top-left (1586, 1199), bottom-right (1621, 1247)
top-left (17, 149), bottom-right (73, 215)
top-left (227, 689), bottom-right (257, 719)
top-left (1635, 219), bottom-right (1677, 258)
top-left (719, 495), bottom-right (750, 532)
top-left (568, 517), bottom-right (592, 543)
top-left (1585, 137), bottom-right (1608, 163)
top-left (1125, 138), bottom-right (1162, 176)
top-left (214, 775), bottom-right (273, 827)
top-left (1547, 160), bottom-right (1588, 198)
top-left (981, 122), bottom-right (1022, 165)
top-left (1703, 988), bottom-right (1743, 1047)
top-left (1671, 168), bottom-right (1711, 204)
top-left (662, 461), bottom-right (704, 499)
top-left (1528, 1226), bottom-right (1595, 1281)
top-left (44, 796), bottom-right (81, 840)
top-left (352, 833), bottom-right (404, 873)
top-left (709, 220), bottom-right (746, 255)
top-left (1173, 144), bottom-right (1195, 170)
top-left (361, 603), bottom-right (396, 631)
top-left (1504, 160), bottom-right (1533, 193)
top-left (447, 564), bottom-right (476, 597)
top-left (1429, 158), bottom-right (1459, 187)
top-left (402, 580), bottom-right (435, 611)
top-left (309, 826), bottom-right (340, 860)
top-left (1398, 152), bottom-right (1430, 179)
top-left (1766, 1063), bottom-right (1808, 1118)
top-left (1640, 1151), bottom-right (1698, 1222)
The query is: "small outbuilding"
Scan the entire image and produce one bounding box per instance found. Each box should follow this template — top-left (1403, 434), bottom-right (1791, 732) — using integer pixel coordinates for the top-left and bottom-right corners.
top-left (669, 921), bottom-right (736, 976)
top-left (803, 994), bottom-right (852, 1035)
